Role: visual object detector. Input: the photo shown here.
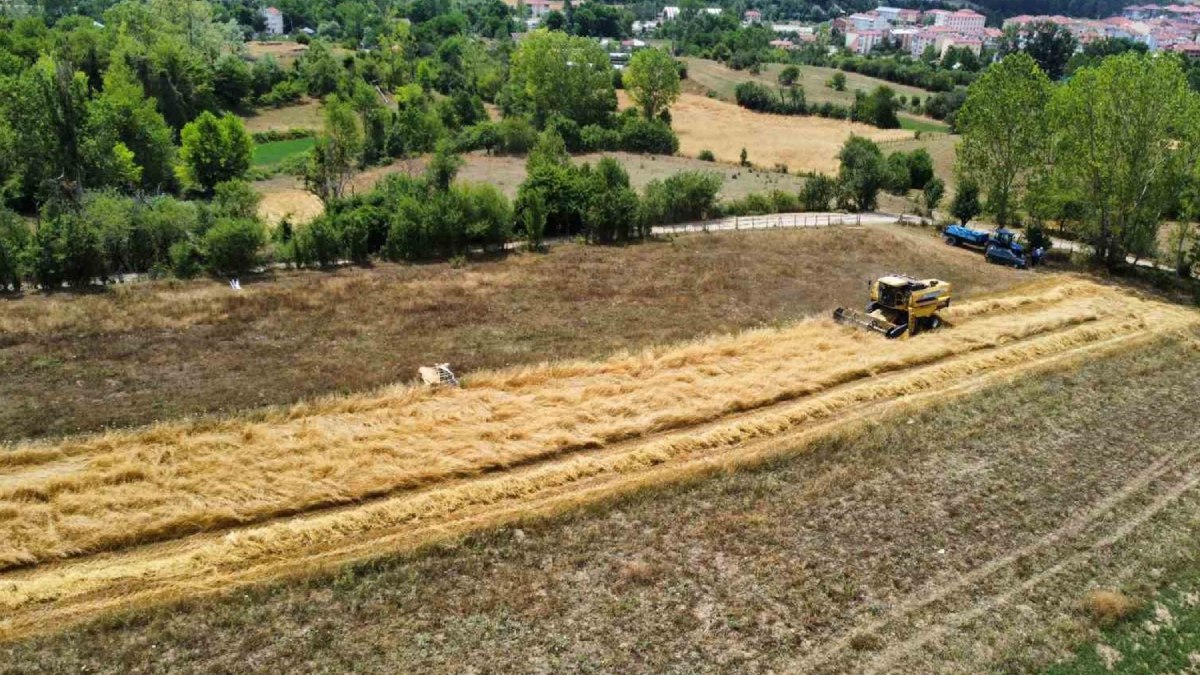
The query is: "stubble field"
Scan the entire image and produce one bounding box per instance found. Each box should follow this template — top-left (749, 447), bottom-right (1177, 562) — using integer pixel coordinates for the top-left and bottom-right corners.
top-left (2, 272), bottom-right (1197, 649)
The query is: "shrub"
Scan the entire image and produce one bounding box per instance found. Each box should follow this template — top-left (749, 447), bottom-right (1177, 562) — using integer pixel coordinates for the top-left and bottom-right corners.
top-left (884, 152), bottom-right (912, 195)
top-left (545, 115), bottom-right (583, 153)
top-left (455, 122), bottom-right (501, 154)
top-left (33, 214), bottom-right (106, 288)
top-left (498, 116), bottom-right (538, 154)
top-left (641, 171), bottom-right (722, 224)
top-left (294, 216), bottom-right (343, 267)
top-left (770, 190), bottom-right (798, 213)
top-left (258, 79), bottom-right (304, 108)
top-left (618, 116), bottom-right (678, 155)
top-left (698, 149), bottom-right (716, 162)
top-left (168, 239), bottom-right (202, 279)
top-left (905, 149), bottom-right (934, 190)
top-left (213, 180), bottom-right (263, 220)
top-left (203, 218), bottom-right (265, 276)
top-left (581, 124), bottom-right (620, 152)
top-left (0, 209), bottom-right (31, 291)
top-left (801, 175), bottom-right (838, 212)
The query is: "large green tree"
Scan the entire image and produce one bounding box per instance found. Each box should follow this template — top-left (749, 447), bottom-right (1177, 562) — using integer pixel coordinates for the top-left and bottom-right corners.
top-left (623, 48), bottom-right (681, 121)
top-left (956, 53), bottom-right (1052, 226)
top-left (504, 30), bottom-right (616, 127)
top-left (178, 111), bottom-right (253, 195)
top-left (305, 96), bottom-right (364, 202)
top-left (86, 56), bottom-right (176, 192)
top-left (1044, 52), bottom-right (1200, 267)
top-left (836, 135), bottom-right (885, 212)
top-left (998, 22), bottom-right (1078, 81)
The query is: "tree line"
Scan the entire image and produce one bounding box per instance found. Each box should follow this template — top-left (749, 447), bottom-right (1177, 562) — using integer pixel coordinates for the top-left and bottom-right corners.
top-left (956, 51), bottom-right (1200, 273)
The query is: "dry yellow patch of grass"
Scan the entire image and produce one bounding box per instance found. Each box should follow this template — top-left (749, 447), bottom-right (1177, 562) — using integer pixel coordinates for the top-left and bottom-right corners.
top-left (1083, 589), bottom-right (1140, 626)
top-left (255, 177), bottom-right (326, 225)
top-left (240, 98), bottom-right (324, 134)
top-left (632, 92), bottom-right (913, 174)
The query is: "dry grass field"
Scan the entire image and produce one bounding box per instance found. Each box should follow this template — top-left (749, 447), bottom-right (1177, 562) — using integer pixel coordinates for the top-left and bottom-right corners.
top-left (244, 41), bottom-right (309, 68)
top-left (254, 151), bottom-right (808, 224)
top-left (681, 57), bottom-right (950, 133)
top-left (1, 273), bottom-right (1198, 654)
top-left (633, 92), bottom-right (913, 174)
top-left (254, 175), bottom-right (325, 225)
top-left (239, 98), bottom-right (324, 134)
top-left (0, 226), bottom-right (1021, 443)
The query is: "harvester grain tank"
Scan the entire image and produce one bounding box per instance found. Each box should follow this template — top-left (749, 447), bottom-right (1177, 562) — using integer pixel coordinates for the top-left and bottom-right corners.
top-left (832, 275), bottom-right (952, 339)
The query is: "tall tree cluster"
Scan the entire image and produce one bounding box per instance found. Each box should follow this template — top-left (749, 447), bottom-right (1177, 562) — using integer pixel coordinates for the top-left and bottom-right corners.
top-left (957, 52), bottom-right (1200, 269)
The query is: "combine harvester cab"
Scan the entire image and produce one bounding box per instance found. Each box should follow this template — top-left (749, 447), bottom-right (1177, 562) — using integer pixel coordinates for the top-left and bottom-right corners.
top-left (833, 275), bottom-right (952, 339)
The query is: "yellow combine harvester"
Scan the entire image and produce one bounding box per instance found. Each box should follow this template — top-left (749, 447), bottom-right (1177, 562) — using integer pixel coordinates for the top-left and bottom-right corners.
top-left (833, 275), bottom-right (952, 339)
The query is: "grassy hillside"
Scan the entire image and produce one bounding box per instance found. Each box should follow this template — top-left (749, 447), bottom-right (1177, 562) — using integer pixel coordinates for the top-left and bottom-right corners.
top-left (682, 57), bottom-right (951, 133)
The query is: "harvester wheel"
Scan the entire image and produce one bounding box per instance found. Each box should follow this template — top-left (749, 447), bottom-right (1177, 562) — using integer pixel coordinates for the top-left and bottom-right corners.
top-left (927, 315), bottom-right (942, 330)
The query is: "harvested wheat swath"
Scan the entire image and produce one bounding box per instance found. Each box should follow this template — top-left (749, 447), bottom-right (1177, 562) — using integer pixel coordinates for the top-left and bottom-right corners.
top-left (1, 283), bottom-right (1194, 642)
top-left (0, 277), bottom-right (1194, 573)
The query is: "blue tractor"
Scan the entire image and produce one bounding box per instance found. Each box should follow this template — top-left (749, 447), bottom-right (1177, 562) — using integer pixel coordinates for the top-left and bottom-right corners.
top-left (942, 224), bottom-right (1025, 255)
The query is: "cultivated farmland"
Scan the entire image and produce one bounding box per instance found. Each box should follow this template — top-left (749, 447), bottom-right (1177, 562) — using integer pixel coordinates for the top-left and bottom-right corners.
top-left (2, 274), bottom-right (1198, 647)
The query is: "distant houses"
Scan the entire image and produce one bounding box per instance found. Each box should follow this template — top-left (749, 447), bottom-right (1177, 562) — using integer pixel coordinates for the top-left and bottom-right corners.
top-left (838, 7), bottom-right (994, 56)
top-left (1004, 4), bottom-right (1200, 54)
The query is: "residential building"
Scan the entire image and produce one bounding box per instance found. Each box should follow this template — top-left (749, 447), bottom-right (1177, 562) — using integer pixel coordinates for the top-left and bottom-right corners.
top-left (846, 29), bottom-right (885, 54)
top-left (849, 11), bottom-right (888, 31)
top-left (875, 6), bottom-right (901, 23)
top-left (927, 9), bottom-right (951, 26)
top-left (261, 6), bottom-right (284, 35)
top-left (945, 9), bottom-right (986, 32)
top-left (743, 10), bottom-right (762, 24)
top-left (528, 0), bottom-right (552, 17)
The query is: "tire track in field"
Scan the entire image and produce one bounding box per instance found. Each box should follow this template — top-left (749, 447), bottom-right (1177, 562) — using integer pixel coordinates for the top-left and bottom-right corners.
top-left (788, 444), bottom-right (1200, 673)
top-left (856, 458), bottom-right (1200, 675)
top-left (0, 280), bottom-right (1197, 642)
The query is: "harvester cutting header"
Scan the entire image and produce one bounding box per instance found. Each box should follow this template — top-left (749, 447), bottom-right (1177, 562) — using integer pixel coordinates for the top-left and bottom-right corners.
top-left (833, 275), bottom-right (952, 339)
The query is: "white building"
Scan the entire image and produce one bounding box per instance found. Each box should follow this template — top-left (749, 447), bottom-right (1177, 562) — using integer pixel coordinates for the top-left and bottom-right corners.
top-left (875, 6), bottom-right (901, 23)
top-left (261, 6), bottom-right (284, 35)
top-left (849, 11), bottom-right (888, 31)
top-left (945, 9), bottom-right (986, 32)
top-left (846, 29), bottom-right (885, 54)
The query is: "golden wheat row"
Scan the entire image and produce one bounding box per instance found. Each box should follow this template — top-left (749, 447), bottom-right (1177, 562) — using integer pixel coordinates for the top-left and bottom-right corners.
top-left (1, 278), bottom-right (1194, 641)
top-left (0, 278), bottom-right (1188, 572)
